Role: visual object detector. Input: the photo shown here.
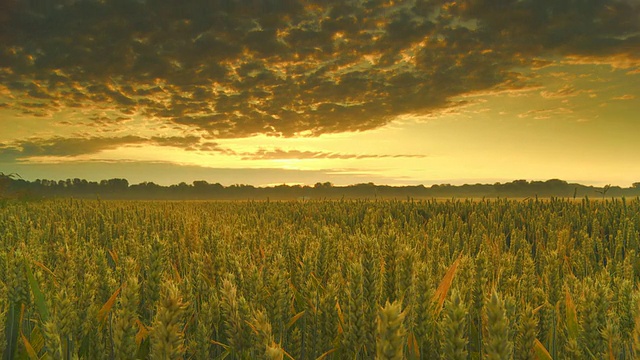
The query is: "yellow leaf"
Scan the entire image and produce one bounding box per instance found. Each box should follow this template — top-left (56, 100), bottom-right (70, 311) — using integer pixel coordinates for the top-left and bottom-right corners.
top-left (287, 310), bottom-right (306, 329)
top-left (407, 331), bottom-right (420, 358)
top-left (608, 334), bottom-right (615, 360)
top-left (210, 339), bottom-right (230, 350)
top-left (315, 348), bottom-right (337, 360)
top-left (32, 259), bottom-right (59, 287)
top-left (432, 254), bottom-right (462, 316)
top-left (565, 290), bottom-right (579, 339)
top-left (335, 301), bottom-right (344, 335)
top-left (98, 286), bottom-right (121, 323)
top-left (108, 249), bottom-right (119, 266)
top-left (19, 304), bottom-right (39, 360)
top-left (282, 347), bottom-right (296, 360)
top-left (135, 319), bottom-right (149, 346)
top-left (532, 304), bottom-right (545, 314)
top-left (533, 338), bottom-right (553, 360)
top-left (245, 319), bottom-right (258, 335)
top-left (21, 332), bottom-right (39, 360)
top-left (171, 262), bottom-right (182, 283)
top-left (182, 312), bottom-right (195, 334)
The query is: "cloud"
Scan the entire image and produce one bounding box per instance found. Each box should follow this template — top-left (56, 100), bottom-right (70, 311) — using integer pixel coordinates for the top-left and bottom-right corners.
top-left (540, 85), bottom-right (579, 99)
top-left (0, 136), bottom-right (147, 159)
top-left (563, 54), bottom-right (640, 70)
top-left (0, 135), bottom-right (219, 161)
top-left (0, 0), bottom-right (638, 138)
top-left (611, 94), bottom-right (636, 100)
top-left (239, 148), bottom-right (426, 161)
top-left (518, 107), bottom-right (574, 120)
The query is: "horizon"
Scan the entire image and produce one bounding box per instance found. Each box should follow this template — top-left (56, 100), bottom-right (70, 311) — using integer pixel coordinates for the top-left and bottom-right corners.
top-left (5, 172), bottom-right (636, 189)
top-left (1, 1), bottom-right (639, 186)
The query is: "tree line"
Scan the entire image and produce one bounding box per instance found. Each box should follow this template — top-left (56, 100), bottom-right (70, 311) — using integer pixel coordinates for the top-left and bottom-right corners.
top-left (1, 174), bottom-right (639, 200)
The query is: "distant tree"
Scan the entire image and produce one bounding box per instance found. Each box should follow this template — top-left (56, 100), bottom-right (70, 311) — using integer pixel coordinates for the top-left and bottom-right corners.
top-left (633, 182), bottom-right (640, 189)
top-left (545, 179), bottom-right (567, 185)
top-left (101, 178), bottom-right (129, 193)
top-left (501, 180), bottom-right (529, 196)
top-left (0, 172), bottom-right (21, 199)
top-left (136, 181), bottom-right (160, 191)
top-left (193, 180), bottom-right (209, 188)
top-left (209, 183), bottom-right (224, 191)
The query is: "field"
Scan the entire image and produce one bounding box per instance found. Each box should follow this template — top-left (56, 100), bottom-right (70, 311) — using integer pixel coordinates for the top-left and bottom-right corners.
top-left (1, 198), bottom-right (640, 359)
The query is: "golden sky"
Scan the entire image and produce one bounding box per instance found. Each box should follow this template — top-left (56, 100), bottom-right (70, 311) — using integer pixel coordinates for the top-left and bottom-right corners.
top-left (1, 0), bottom-right (639, 186)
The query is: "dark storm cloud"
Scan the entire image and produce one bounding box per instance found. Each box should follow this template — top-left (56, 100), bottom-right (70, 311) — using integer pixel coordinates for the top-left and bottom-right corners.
top-left (1, 0), bottom-right (638, 139)
top-left (0, 135), bottom-right (217, 160)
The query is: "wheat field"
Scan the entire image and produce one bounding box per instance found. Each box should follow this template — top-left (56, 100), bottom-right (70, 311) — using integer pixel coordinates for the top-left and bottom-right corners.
top-left (1, 198), bottom-right (639, 359)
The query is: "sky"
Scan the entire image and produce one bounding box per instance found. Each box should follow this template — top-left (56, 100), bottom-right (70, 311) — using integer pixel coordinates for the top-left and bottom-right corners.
top-left (1, 0), bottom-right (639, 187)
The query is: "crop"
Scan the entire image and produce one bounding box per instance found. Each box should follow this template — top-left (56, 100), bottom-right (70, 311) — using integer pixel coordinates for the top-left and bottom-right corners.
top-left (0, 197), bottom-right (639, 359)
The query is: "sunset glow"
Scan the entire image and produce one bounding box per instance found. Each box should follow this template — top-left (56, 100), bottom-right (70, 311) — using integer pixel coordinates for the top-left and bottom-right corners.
top-left (1, 1), bottom-right (638, 186)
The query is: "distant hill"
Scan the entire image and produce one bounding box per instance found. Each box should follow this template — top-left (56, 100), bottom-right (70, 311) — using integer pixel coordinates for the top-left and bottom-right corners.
top-left (1, 175), bottom-right (639, 200)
